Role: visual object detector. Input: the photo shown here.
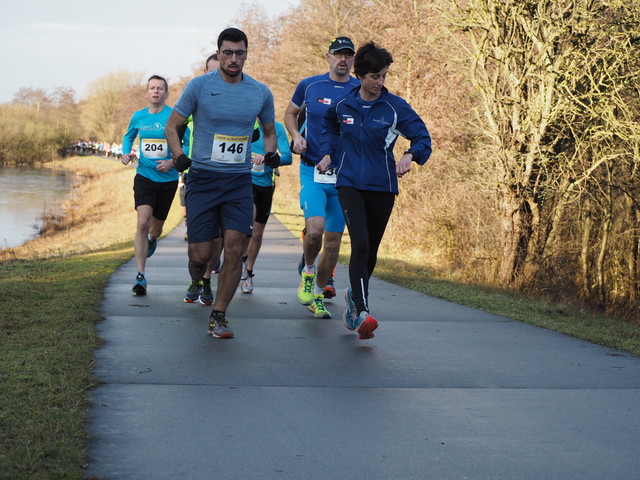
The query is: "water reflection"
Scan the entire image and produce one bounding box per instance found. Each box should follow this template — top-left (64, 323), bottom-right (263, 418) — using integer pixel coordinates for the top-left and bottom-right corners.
top-left (0, 166), bottom-right (73, 248)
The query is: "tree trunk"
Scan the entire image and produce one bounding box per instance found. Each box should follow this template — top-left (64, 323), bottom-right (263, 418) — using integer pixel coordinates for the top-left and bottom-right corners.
top-left (497, 190), bottom-right (531, 287)
top-left (596, 215), bottom-right (611, 309)
top-left (580, 197), bottom-right (593, 298)
top-left (626, 198), bottom-right (639, 301)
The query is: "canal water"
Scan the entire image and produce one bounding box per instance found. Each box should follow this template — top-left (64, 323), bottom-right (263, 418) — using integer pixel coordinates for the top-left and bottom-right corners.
top-left (0, 165), bottom-right (74, 248)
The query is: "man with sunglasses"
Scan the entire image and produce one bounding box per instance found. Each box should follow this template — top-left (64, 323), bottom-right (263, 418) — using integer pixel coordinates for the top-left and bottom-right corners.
top-left (284, 37), bottom-right (359, 319)
top-left (166, 28), bottom-right (278, 339)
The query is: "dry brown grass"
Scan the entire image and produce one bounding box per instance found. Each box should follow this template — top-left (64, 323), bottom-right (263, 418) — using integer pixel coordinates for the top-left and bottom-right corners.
top-left (0, 156), bottom-right (183, 262)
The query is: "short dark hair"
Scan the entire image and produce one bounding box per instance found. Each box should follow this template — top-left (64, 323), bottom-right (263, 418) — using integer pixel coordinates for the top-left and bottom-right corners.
top-left (353, 42), bottom-right (393, 78)
top-left (217, 28), bottom-right (248, 49)
top-left (205, 53), bottom-right (219, 66)
top-left (147, 75), bottom-right (168, 91)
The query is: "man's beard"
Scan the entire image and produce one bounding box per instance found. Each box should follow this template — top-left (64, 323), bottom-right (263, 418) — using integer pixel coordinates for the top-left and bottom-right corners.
top-left (222, 66), bottom-right (241, 77)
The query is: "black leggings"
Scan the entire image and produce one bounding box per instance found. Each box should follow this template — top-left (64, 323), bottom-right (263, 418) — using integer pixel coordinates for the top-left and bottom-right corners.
top-left (338, 187), bottom-right (395, 314)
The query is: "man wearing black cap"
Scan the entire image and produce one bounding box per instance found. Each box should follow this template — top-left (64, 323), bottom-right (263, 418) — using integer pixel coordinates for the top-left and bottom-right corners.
top-left (284, 36), bottom-right (359, 320)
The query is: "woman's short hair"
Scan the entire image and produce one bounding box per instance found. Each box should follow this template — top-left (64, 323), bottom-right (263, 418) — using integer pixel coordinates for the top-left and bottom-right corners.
top-left (353, 42), bottom-right (394, 78)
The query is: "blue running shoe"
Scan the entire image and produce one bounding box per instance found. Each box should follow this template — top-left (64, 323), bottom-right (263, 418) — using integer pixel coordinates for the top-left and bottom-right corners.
top-left (323, 277), bottom-right (336, 300)
top-left (132, 272), bottom-right (147, 295)
top-left (342, 288), bottom-right (358, 330)
top-left (147, 234), bottom-right (157, 258)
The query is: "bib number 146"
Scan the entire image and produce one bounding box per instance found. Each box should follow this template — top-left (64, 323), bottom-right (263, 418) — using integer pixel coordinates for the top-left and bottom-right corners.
top-left (212, 134), bottom-right (249, 164)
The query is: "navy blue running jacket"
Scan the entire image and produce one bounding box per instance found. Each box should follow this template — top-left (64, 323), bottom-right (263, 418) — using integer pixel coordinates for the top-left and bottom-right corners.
top-left (319, 86), bottom-right (431, 194)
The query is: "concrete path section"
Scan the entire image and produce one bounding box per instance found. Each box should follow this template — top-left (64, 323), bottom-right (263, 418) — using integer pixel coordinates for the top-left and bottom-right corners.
top-left (86, 218), bottom-right (640, 480)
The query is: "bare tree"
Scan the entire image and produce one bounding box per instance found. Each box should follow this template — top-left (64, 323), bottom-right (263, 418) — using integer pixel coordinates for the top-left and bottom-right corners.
top-left (82, 71), bottom-right (142, 141)
top-left (12, 87), bottom-right (51, 111)
top-left (450, 0), bottom-right (640, 291)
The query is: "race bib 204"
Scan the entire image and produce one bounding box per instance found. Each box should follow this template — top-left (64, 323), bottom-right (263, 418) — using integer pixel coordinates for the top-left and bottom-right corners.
top-left (141, 139), bottom-right (168, 159)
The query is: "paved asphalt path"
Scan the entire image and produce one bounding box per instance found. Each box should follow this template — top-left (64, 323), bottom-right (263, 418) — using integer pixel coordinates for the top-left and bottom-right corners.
top-left (86, 218), bottom-right (640, 480)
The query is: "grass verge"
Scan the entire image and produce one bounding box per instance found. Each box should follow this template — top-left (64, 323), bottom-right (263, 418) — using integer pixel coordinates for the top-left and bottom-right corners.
top-left (0, 245), bottom-right (132, 480)
top-left (0, 156), bottom-right (182, 479)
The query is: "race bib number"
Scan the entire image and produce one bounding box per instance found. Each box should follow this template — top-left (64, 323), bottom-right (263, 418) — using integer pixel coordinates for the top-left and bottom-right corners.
top-left (212, 134), bottom-right (249, 164)
top-left (141, 139), bottom-right (168, 159)
top-left (251, 160), bottom-right (265, 173)
top-left (314, 167), bottom-right (337, 184)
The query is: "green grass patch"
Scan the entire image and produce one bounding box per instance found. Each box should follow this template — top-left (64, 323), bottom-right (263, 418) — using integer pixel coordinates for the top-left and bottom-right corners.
top-left (0, 244), bottom-right (132, 480)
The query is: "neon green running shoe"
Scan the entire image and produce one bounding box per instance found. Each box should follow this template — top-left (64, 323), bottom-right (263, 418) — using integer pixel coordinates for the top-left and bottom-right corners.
top-left (308, 294), bottom-right (331, 318)
top-left (297, 271), bottom-right (315, 305)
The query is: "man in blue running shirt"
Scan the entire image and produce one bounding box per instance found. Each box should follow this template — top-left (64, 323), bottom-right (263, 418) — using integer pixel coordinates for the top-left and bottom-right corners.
top-left (284, 37), bottom-right (359, 320)
top-left (165, 28), bottom-right (279, 339)
top-left (122, 75), bottom-right (189, 296)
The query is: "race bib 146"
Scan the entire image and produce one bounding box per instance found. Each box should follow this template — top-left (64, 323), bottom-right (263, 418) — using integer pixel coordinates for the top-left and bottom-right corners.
top-left (211, 134), bottom-right (249, 164)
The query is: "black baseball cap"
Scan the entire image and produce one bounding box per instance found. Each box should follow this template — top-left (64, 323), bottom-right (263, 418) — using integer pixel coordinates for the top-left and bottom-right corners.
top-left (328, 37), bottom-right (355, 53)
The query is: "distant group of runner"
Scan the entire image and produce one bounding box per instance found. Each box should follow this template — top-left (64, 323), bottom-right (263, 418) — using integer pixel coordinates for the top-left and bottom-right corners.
top-left (71, 140), bottom-right (125, 159)
top-left (121, 28), bottom-right (432, 341)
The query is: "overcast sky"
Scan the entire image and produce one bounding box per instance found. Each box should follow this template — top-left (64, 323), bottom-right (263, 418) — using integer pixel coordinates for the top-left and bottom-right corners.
top-left (0, 0), bottom-right (298, 104)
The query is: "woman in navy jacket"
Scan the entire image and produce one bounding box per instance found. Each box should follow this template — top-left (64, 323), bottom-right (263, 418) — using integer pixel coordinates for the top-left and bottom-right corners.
top-left (319, 41), bottom-right (432, 339)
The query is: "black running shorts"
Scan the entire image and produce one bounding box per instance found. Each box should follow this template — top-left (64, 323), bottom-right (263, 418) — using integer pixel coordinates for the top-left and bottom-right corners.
top-left (133, 174), bottom-right (178, 221)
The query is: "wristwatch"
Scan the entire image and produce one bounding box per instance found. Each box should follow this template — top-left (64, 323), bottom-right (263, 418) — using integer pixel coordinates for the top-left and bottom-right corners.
top-left (403, 149), bottom-right (415, 161)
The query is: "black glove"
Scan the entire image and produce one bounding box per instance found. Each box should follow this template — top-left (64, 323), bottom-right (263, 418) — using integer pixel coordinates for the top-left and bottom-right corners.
top-left (264, 152), bottom-right (280, 168)
top-left (174, 154), bottom-right (192, 172)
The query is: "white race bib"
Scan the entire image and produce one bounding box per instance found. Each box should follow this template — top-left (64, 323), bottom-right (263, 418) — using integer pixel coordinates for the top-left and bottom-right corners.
top-left (251, 160), bottom-right (265, 173)
top-left (211, 134), bottom-right (249, 164)
top-left (141, 139), bottom-right (168, 159)
top-left (314, 166), bottom-right (337, 184)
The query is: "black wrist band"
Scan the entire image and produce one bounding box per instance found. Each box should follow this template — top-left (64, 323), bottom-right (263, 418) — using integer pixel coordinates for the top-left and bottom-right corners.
top-left (174, 154), bottom-right (191, 172)
top-left (264, 151), bottom-right (281, 168)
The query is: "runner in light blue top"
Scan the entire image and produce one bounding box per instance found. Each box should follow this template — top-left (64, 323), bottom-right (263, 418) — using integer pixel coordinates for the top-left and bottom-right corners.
top-left (121, 75), bottom-right (189, 296)
top-left (123, 102), bottom-right (189, 183)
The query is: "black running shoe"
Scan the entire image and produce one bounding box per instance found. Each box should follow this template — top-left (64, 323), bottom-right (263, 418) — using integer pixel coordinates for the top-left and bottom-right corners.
top-left (208, 312), bottom-right (234, 339)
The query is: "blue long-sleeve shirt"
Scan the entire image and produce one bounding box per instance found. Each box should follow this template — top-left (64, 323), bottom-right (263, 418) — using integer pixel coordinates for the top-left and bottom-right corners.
top-left (320, 86), bottom-right (431, 194)
top-left (122, 105), bottom-right (190, 182)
